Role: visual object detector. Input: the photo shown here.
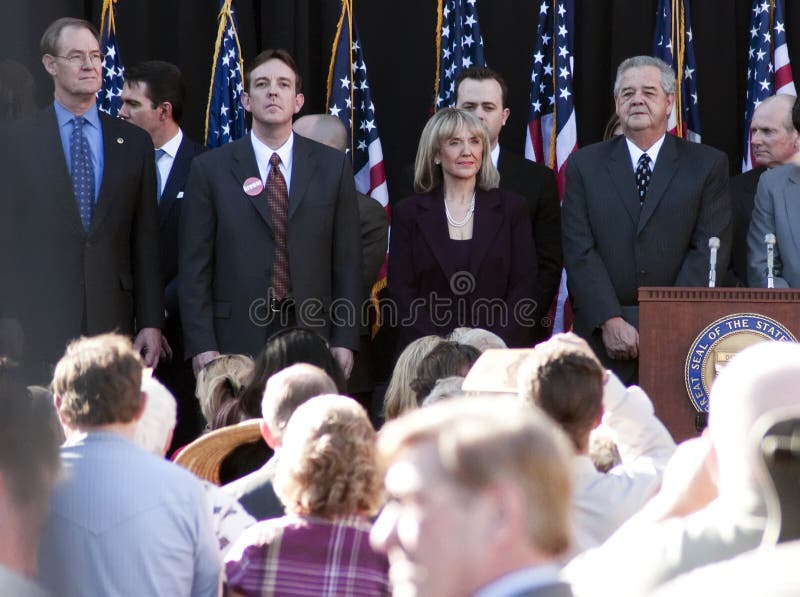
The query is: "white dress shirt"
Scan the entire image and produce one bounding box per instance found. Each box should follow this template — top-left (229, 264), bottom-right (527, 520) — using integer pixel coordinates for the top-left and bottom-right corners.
top-left (251, 131), bottom-right (294, 194)
top-left (625, 134), bottom-right (666, 173)
top-left (155, 129), bottom-right (183, 197)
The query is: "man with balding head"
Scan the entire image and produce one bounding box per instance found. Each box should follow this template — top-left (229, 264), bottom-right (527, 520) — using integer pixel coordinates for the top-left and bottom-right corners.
top-left (747, 96), bottom-right (800, 287)
top-left (293, 114), bottom-right (388, 410)
top-left (727, 94), bottom-right (799, 285)
top-left (223, 363), bottom-right (338, 520)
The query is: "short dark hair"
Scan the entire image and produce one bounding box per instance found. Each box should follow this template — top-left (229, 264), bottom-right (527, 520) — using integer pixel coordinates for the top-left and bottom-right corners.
top-left (410, 341), bottom-right (481, 404)
top-left (244, 49), bottom-right (302, 93)
top-left (53, 334), bottom-right (144, 428)
top-left (124, 61), bottom-right (186, 124)
top-left (793, 95), bottom-right (800, 133)
top-left (0, 365), bottom-right (60, 506)
top-left (454, 66), bottom-right (509, 108)
top-left (40, 17), bottom-right (99, 57)
top-left (520, 345), bottom-right (605, 452)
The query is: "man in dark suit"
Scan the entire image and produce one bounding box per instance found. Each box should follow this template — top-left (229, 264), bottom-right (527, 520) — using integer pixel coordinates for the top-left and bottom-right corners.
top-left (455, 66), bottom-right (562, 344)
top-left (292, 114), bottom-right (388, 410)
top-left (370, 397), bottom-right (574, 597)
top-left (179, 49), bottom-right (361, 378)
top-left (562, 55), bottom-right (731, 383)
top-left (120, 61), bottom-right (205, 448)
top-left (0, 17), bottom-right (162, 383)
top-left (727, 94), bottom-right (798, 286)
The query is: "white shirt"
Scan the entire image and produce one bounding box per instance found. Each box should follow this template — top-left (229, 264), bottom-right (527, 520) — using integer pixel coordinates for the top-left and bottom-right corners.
top-left (473, 564), bottom-right (564, 597)
top-left (490, 144), bottom-right (501, 168)
top-left (155, 129), bottom-right (183, 197)
top-left (251, 131), bottom-right (294, 194)
top-left (625, 134), bottom-right (666, 173)
top-left (570, 372), bottom-right (676, 555)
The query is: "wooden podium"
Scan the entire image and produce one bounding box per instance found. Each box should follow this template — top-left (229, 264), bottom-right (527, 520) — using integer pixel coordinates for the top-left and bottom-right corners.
top-left (638, 287), bottom-right (800, 442)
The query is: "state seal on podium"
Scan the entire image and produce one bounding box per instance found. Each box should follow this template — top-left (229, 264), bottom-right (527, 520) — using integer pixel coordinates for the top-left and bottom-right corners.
top-left (685, 313), bottom-right (796, 412)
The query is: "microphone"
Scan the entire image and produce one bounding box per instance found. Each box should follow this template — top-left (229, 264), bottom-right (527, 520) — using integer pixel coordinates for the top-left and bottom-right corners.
top-left (766, 233), bottom-right (776, 289)
top-left (708, 237), bottom-right (720, 288)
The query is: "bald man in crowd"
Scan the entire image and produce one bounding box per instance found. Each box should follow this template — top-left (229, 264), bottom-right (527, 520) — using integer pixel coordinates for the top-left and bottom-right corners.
top-left (727, 94), bottom-right (799, 285)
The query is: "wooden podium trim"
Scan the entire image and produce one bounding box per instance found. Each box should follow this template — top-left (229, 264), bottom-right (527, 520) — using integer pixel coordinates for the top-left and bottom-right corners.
top-left (639, 287), bottom-right (800, 303)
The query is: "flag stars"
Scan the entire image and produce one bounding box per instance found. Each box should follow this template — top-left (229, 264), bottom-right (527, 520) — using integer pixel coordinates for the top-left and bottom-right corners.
top-left (540, 2), bottom-right (548, 15)
top-left (558, 24), bottom-right (568, 38)
top-left (329, 105), bottom-right (341, 117)
top-left (533, 51), bottom-right (544, 64)
top-left (558, 45), bottom-right (569, 58)
top-left (759, 78), bottom-right (771, 92)
top-left (763, 31), bottom-right (771, 43)
top-left (775, 21), bottom-right (785, 35)
top-left (559, 87), bottom-right (571, 100)
top-left (340, 75), bottom-right (350, 88)
top-left (684, 66), bottom-right (694, 80)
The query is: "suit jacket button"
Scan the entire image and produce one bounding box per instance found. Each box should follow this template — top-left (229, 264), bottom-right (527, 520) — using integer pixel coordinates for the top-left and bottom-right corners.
top-left (639, 269), bottom-right (646, 275)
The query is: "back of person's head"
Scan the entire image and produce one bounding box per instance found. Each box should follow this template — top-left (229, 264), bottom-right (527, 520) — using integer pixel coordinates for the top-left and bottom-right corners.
top-left (410, 341), bottom-right (481, 404)
top-left (448, 327), bottom-right (507, 352)
top-left (0, 364), bottom-right (60, 516)
top-left (123, 60), bottom-right (186, 124)
top-left (293, 114), bottom-right (347, 151)
top-left (239, 328), bottom-right (345, 419)
top-left (421, 375), bottom-right (465, 406)
top-left (709, 341), bottom-right (800, 497)
top-left (518, 334), bottom-right (605, 452)
top-left (384, 335), bottom-right (445, 420)
top-left (261, 363), bottom-right (338, 445)
top-left (377, 396), bottom-right (573, 556)
top-left (195, 354), bottom-right (253, 430)
top-left (275, 395), bottom-right (381, 518)
top-left (52, 334), bottom-right (143, 430)
top-left (135, 373), bottom-right (177, 456)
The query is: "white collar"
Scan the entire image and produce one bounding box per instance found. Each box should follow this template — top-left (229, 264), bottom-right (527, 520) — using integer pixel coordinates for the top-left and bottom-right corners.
top-left (251, 130), bottom-right (294, 178)
top-left (625, 134), bottom-right (666, 170)
top-left (491, 144), bottom-right (501, 168)
top-left (157, 129), bottom-right (183, 158)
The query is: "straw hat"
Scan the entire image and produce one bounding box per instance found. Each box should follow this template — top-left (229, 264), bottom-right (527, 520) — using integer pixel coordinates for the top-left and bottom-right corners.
top-left (461, 348), bottom-right (536, 394)
top-left (173, 419), bottom-right (265, 485)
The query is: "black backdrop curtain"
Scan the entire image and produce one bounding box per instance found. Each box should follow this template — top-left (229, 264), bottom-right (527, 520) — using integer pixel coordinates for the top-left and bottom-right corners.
top-left (4, 1), bottom-right (800, 202)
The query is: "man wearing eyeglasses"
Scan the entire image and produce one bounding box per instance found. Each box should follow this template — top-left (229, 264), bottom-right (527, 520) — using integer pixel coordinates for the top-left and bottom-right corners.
top-left (0, 17), bottom-right (163, 385)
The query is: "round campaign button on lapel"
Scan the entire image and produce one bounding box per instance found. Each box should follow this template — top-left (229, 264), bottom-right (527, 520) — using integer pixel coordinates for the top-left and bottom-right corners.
top-left (243, 177), bottom-right (264, 196)
top-left (116, 137), bottom-right (124, 144)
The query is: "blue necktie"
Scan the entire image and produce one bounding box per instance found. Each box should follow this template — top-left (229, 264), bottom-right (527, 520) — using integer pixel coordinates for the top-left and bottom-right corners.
top-left (635, 153), bottom-right (652, 203)
top-left (70, 116), bottom-right (95, 232)
top-left (155, 148), bottom-right (166, 201)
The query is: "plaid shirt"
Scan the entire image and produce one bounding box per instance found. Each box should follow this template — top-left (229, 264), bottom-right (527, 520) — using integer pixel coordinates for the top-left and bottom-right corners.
top-left (224, 514), bottom-right (390, 596)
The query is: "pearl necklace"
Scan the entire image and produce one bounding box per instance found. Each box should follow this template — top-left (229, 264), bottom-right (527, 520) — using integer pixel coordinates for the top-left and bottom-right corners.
top-left (445, 192), bottom-right (476, 228)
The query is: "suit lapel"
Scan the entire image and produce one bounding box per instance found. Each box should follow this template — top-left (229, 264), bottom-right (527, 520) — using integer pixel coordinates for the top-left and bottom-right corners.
top-left (158, 136), bottom-right (193, 226)
top-left (417, 189), bottom-right (460, 282)
top-left (782, 165), bottom-right (800, 256)
top-left (469, 189), bottom-right (503, 276)
top-left (638, 133), bottom-right (678, 234)
top-left (606, 137), bottom-right (641, 226)
top-left (33, 106), bottom-right (85, 236)
top-left (230, 136), bottom-right (273, 231)
top-left (288, 135), bottom-right (314, 220)
top-left (90, 114), bottom-right (135, 236)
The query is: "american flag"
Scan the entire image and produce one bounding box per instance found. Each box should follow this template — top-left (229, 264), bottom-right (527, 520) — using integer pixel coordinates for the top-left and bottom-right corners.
top-left (97, 0), bottom-right (124, 116)
top-left (205, 0), bottom-right (246, 148)
top-left (652, 0), bottom-right (701, 142)
top-left (327, 0), bottom-right (390, 334)
top-left (435, 0), bottom-right (486, 109)
top-left (524, 0), bottom-right (577, 197)
top-left (742, 0), bottom-right (796, 171)
top-left (524, 0), bottom-right (577, 334)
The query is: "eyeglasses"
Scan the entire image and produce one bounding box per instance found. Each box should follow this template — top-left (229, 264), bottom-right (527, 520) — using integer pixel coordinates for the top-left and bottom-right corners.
top-left (53, 53), bottom-right (104, 67)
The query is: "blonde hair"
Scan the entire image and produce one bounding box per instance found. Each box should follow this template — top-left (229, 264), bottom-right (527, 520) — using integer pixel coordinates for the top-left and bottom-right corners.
top-left (378, 396), bottom-right (572, 556)
top-left (195, 354), bottom-right (253, 425)
top-left (413, 108), bottom-right (500, 193)
top-left (383, 335), bottom-right (444, 420)
top-left (274, 395), bottom-right (382, 518)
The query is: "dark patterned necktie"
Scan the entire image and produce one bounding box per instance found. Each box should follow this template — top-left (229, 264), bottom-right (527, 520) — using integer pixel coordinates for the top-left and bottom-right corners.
top-left (635, 153), bottom-right (652, 203)
top-left (267, 152), bottom-right (290, 299)
top-left (70, 116), bottom-right (95, 232)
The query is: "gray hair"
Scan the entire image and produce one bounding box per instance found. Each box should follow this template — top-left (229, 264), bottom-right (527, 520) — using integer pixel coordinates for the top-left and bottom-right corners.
top-left (40, 17), bottom-right (99, 57)
top-left (613, 55), bottom-right (676, 97)
top-left (135, 375), bottom-right (177, 456)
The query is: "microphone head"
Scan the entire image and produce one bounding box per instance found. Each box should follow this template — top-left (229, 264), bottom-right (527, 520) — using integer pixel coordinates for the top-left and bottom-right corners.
top-left (765, 233), bottom-right (777, 245)
top-left (708, 236), bottom-right (720, 249)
